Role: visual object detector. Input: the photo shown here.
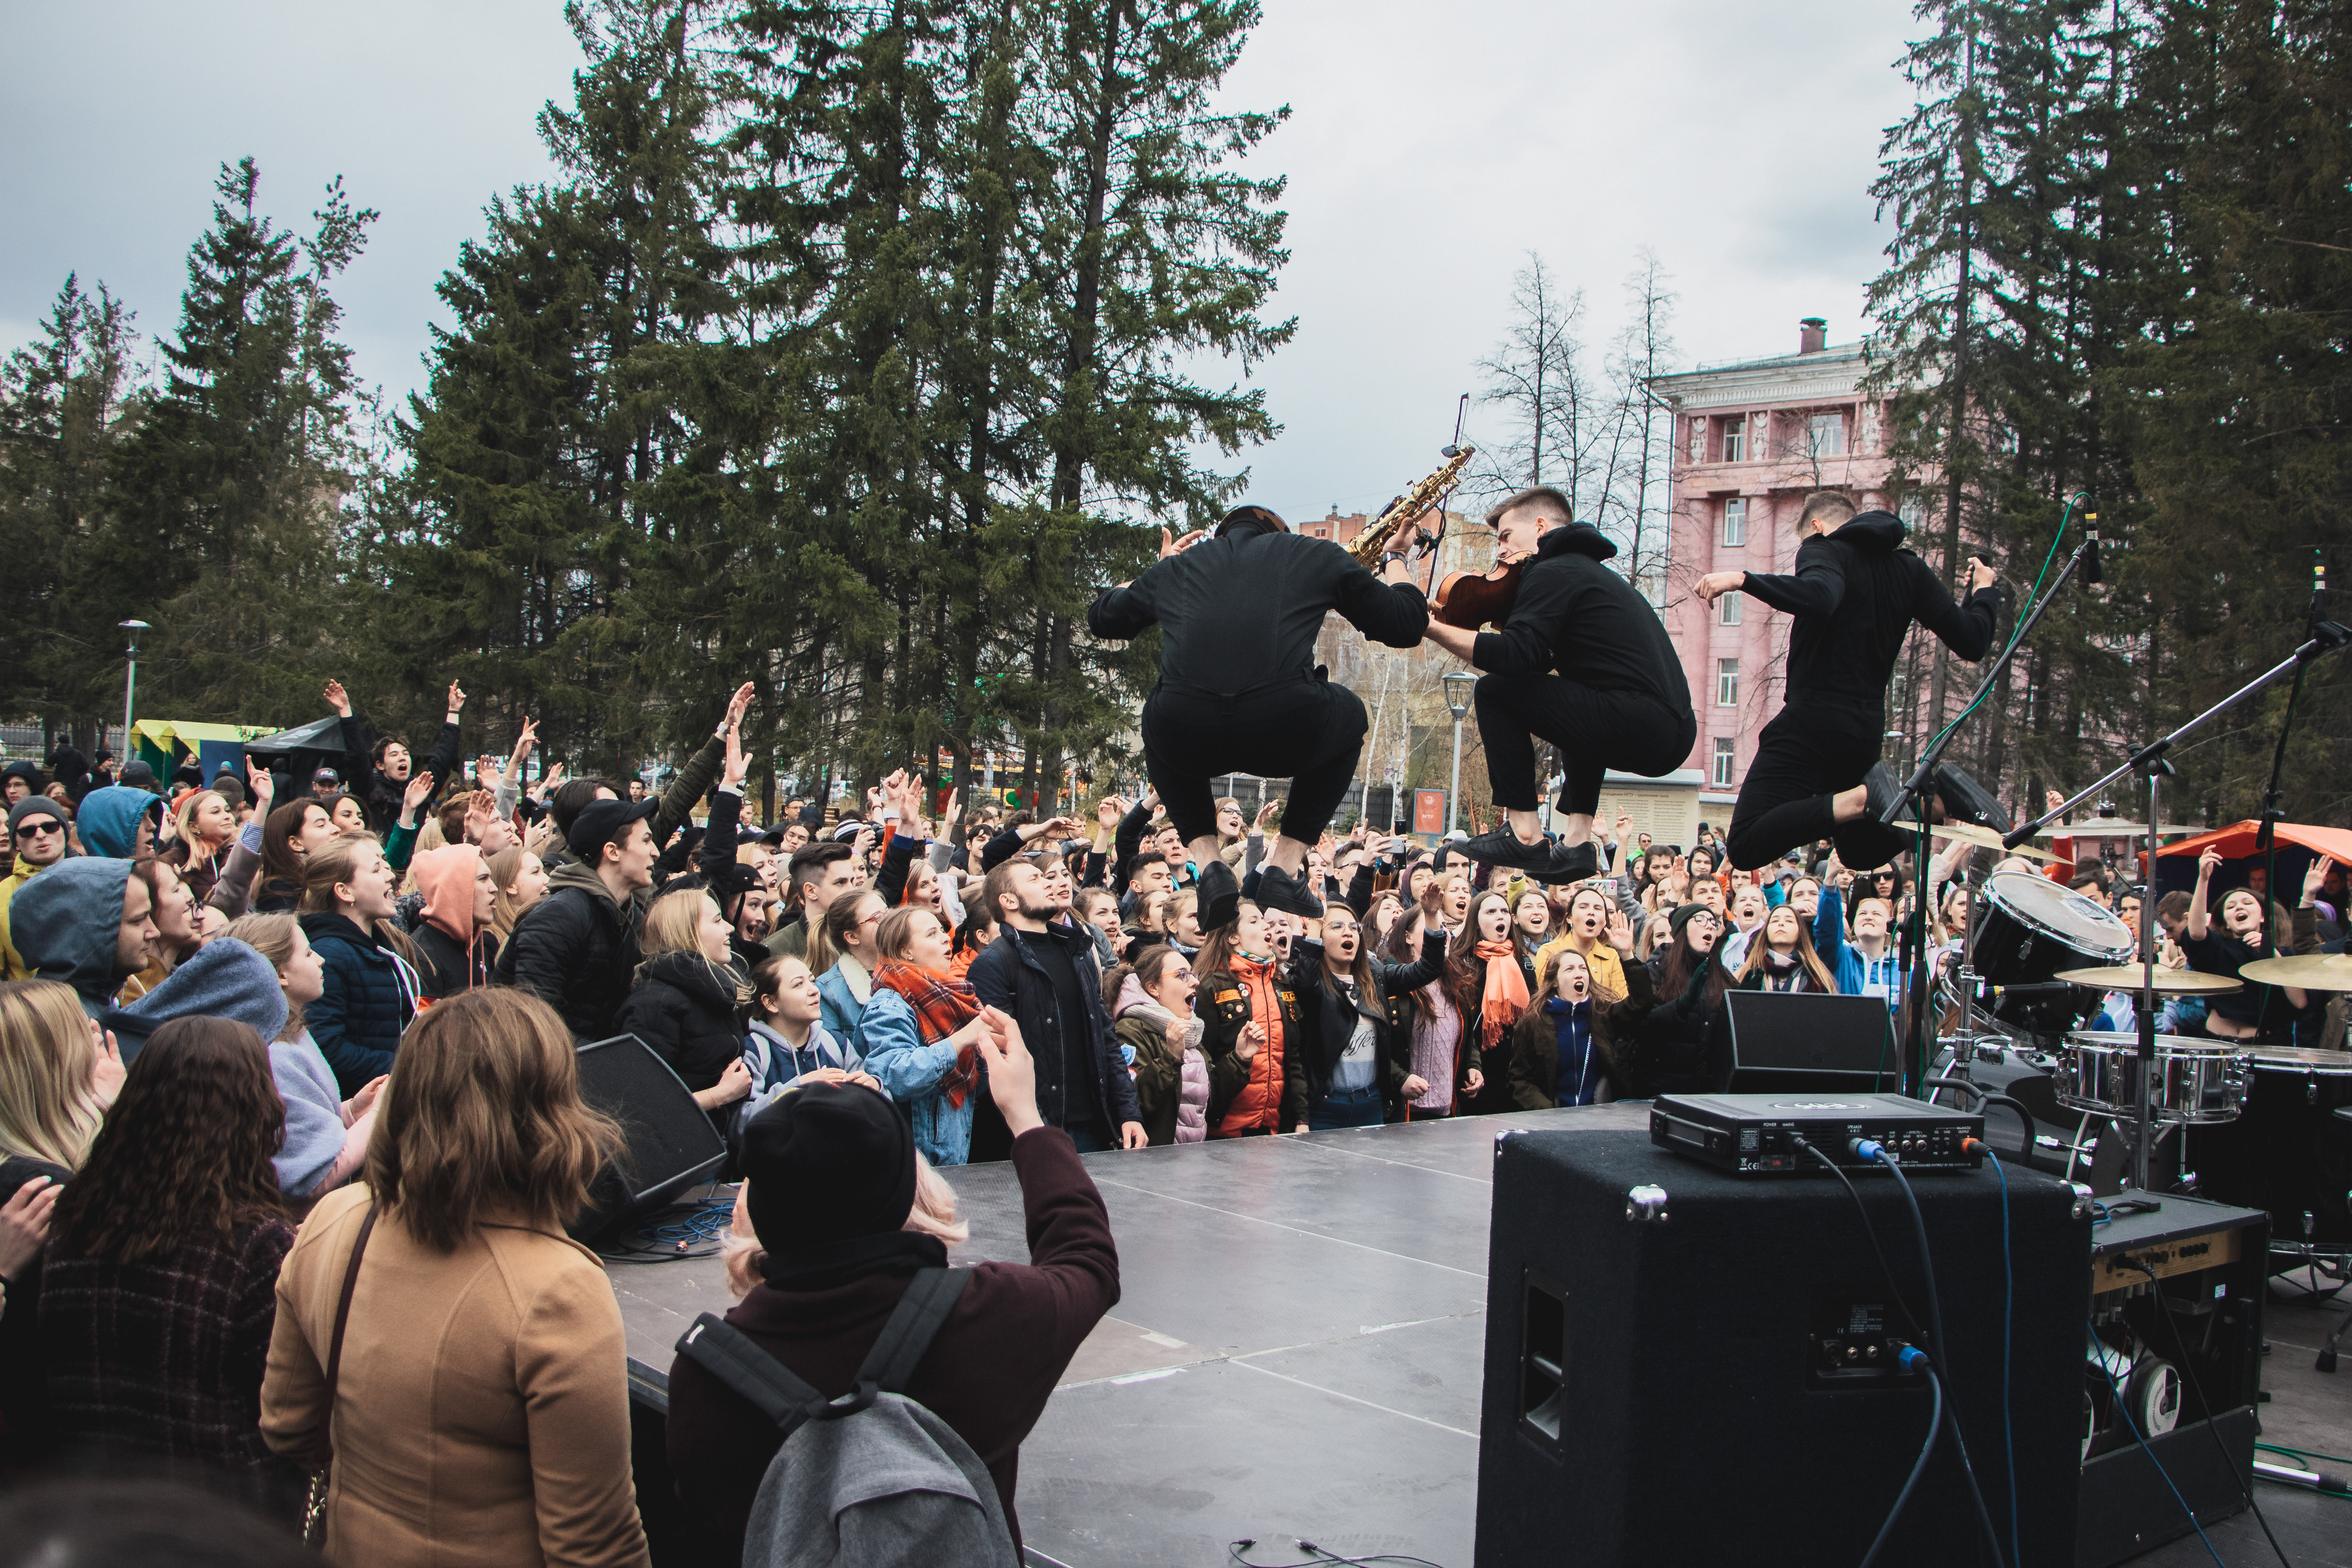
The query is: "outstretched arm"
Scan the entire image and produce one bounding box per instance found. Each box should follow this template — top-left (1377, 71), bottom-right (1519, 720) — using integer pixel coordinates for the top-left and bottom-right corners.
top-left (1912, 556), bottom-right (2002, 661)
top-left (1716, 537), bottom-right (1846, 619)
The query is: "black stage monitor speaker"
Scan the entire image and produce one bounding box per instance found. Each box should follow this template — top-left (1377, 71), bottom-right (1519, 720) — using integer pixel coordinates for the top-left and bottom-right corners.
top-left (568, 1033), bottom-right (727, 1246)
top-left (1712, 988), bottom-right (1899, 1093)
top-left (1476, 1128), bottom-right (2090, 1568)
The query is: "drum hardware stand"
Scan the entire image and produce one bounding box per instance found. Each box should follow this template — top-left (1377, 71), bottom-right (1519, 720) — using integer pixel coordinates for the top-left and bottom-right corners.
top-left (2006, 617), bottom-right (2352, 1196)
top-left (1882, 526), bottom-right (2106, 1095)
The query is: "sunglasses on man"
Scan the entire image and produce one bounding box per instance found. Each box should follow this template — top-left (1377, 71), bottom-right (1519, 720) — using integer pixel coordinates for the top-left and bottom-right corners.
top-left (14, 819), bottom-right (64, 837)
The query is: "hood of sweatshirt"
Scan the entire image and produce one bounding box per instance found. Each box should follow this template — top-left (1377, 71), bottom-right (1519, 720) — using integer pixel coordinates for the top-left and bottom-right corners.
top-left (544, 857), bottom-right (638, 930)
top-left (1829, 509), bottom-right (1906, 554)
top-left (101, 938), bottom-right (287, 1058)
top-left (12, 857), bottom-right (135, 1001)
top-left (412, 844), bottom-right (485, 943)
top-left (1534, 521), bottom-right (1620, 564)
top-left (75, 786), bottom-right (163, 859)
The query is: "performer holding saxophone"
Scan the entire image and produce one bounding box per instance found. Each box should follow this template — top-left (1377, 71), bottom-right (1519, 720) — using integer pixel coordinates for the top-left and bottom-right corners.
top-left (1087, 461), bottom-right (1460, 929)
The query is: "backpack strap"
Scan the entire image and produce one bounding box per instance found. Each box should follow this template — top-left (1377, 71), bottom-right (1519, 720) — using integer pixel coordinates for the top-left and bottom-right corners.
top-left (855, 1267), bottom-right (971, 1395)
top-left (675, 1315), bottom-right (833, 1440)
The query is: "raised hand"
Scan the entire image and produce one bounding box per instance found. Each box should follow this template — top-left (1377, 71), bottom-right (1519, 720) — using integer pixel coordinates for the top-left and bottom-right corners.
top-left (401, 771), bottom-right (436, 823)
top-left (1158, 527), bottom-right (1206, 560)
top-left (1693, 571), bottom-right (1744, 603)
top-left (1098, 796), bottom-right (1123, 829)
top-left (247, 756), bottom-right (275, 812)
top-left (88, 1023), bottom-right (125, 1108)
top-left (446, 679), bottom-right (467, 715)
top-left (2197, 847), bottom-right (2224, 882)
top-left (1605, 910), bottom-right (1635, 953)
top-left (1613, 811), bottom-right (1633, 843)
top-left (515, 716), bottom-right (539, 753)
top-left (1253, 798), bottom-right (1280, 832)
top-left (2304, 856), bottom-right (2335, 905)
top-left (475, 754), bottom-right (506, 791)
top-left (725, 681), bottom-right (755, 727)
top-left (322, 678), bottom-right (353, 718)
top-left (463, 791), bottom-right (500, 845)
top-left (721, 721), bottom-right (749, 790)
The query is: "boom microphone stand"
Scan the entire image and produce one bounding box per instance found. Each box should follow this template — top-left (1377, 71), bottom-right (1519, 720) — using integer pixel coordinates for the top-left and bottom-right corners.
top-left (1878, 524), bottom-right (2105, 1095)
top-left (2001, 596), bottom-right (2351, 1193)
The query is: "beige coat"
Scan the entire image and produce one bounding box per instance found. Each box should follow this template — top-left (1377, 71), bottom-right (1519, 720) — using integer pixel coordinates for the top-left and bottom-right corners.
top-left (259, 1184), bottom-right (650, 1568)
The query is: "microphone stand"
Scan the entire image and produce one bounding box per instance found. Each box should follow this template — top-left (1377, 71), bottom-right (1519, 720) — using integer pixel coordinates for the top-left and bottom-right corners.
top-left (2001, 612), bottom-right (2351, 1193)
top-left (1879, 530), bottom-right (2102, 1095)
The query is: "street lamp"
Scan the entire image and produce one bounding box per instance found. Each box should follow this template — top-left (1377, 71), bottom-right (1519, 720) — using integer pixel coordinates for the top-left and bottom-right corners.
top-left (119, 620), bottom-right (150, 756)
top-left (1441, 671), bottom-right (1475, 834)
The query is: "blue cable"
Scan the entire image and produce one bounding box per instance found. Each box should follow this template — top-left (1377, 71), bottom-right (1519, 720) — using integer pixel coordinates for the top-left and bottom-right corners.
top-left (1987, 1149), bottom-right (2019, 1568)
top-left (2090, 1326), bottom-right (2226, 1567)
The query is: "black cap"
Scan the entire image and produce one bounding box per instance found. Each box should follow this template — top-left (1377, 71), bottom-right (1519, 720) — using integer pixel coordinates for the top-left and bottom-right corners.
top-left (740, 1082), bottom-right (916, 1251)
top-left (119, 761), bottom-right (157, 790)
top-left (565, 797), bottom-right (657, 863)
top-left (313, 767), bottom-right (339, 785)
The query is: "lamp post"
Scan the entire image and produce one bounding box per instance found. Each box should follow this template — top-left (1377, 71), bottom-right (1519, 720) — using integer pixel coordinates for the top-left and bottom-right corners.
top-left (1441, 671), bottom-right (1475, 834)
top-left (119, 620), bottom-right (150, 757)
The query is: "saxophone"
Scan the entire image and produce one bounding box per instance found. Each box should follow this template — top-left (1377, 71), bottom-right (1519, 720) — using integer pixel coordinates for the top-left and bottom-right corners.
top-left (1346, 444), bottom-right (1475, 565)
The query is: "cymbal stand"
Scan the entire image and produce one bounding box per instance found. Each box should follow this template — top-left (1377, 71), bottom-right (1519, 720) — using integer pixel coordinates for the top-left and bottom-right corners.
top-left (2004, 619), bottom-right (2352, 1192)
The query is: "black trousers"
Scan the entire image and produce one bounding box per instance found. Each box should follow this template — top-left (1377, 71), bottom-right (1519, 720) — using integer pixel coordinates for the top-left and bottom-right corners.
top-left (1141, 676), bottom-right (1368, 846)
top-left (1474, 674), bottom-right (1696, 815)
top-left (1725, 701), bottom-right (1907, 872)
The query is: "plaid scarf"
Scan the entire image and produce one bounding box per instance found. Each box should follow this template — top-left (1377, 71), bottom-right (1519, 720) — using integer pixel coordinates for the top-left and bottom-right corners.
top-left (871, 957), bottom-right (985, 1107)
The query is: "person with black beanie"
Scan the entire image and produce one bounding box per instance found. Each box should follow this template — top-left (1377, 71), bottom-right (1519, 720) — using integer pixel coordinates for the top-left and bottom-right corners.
top-left (664, 1016), bottom-right (1118, 1565)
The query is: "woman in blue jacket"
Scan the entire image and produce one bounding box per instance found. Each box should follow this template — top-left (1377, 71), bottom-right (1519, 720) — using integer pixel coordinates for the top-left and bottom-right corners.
top-left (295, 835), bottom-right (420, 1094)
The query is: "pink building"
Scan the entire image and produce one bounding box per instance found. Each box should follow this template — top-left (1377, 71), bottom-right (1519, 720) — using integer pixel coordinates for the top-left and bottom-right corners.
top-left (1649, 319), bottom-right (1917, 808)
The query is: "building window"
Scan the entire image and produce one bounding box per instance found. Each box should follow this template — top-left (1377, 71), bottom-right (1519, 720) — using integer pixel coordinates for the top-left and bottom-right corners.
top-left (1809, 412), bottom-right (1846, 458)
top-left (1718, 593), bottom-right (1741, 626)
top-left (1712, 737), bottom-right (1737, 787)
top-left (1720, 416), bottom-right (1744, 463)
top-left (1716, 658), bottom-right (1739, 708)
top-left (1722, 496), bottom-right (1746, 547)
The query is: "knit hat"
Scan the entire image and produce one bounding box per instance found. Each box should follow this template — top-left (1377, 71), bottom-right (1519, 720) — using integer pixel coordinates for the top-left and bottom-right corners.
top-left (7, 796), bottom-right (69, 835)
top-left (1666, 902), bottom-right (1717, 947)
top-left (739, 1081), bottom-right (916, 1251)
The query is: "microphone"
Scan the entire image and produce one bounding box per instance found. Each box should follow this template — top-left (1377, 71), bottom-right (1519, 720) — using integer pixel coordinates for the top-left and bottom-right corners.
top-left (2082, 510), bottom-right (2102, 587)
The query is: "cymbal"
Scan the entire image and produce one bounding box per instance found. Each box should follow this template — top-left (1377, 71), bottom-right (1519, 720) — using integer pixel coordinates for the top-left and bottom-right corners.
top-left (2238, 953), bottom-right (2352, 992)
top-left (2053, 965), bottom-right (2244, 994)
top-left (1937, 823), bottom-right (2063, 861)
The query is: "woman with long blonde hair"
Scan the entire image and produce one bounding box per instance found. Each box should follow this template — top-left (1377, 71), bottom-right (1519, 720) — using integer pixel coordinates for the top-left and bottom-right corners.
top-left (613, 887), bottom-right (754, 1123)
top-left (1733, 903), bottom-right (1837, 993)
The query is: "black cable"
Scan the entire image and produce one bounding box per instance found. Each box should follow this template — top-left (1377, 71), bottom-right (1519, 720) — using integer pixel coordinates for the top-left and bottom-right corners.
top-left (1875, 1150), bottom-right (2009, 1568)
top-left (1860, 1356), bottom-right (1943, 1568)
top-left (1795, 1139), bottom-right (1929, 1344)
top-left (2132, 1257), bottom-right (2295, 1568)
top-left (2092, 1323), bottom-right (2228, 1568)
top-left (1227, 1542), bottom-right (1447, 1568)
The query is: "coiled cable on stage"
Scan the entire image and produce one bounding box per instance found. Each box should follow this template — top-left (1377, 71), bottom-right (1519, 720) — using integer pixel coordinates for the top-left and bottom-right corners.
top-left (2091, 1325), bottom-right (2228, 1568)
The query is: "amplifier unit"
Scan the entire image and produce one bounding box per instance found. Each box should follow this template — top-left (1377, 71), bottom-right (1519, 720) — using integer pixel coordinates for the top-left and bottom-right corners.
top-left (1650, 1091), bottom-right (1984, 1175)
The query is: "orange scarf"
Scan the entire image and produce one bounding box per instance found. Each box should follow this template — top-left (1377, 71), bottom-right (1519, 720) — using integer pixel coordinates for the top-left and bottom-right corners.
top-left (1475, 938), bottom-right (1530, 1049)
top-left (871, 957), bottom-right (984, 1106)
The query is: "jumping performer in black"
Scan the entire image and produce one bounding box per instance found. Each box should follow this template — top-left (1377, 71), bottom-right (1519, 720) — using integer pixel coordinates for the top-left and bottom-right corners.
top-left (1423, 487), bottom-right (1698, 883)
top-left (1088, 506), bottom-right (1430, 927)
top-left (1693, 490), bottom-right (2008, 873)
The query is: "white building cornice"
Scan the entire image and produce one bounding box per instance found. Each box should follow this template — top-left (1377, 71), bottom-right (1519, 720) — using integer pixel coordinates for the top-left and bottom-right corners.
top-left (1648, 344), bottom-right (1874, 410)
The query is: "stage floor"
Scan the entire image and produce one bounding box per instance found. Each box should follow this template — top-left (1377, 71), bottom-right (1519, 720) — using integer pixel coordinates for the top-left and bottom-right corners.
top-left (610, 1105), bottom-right (2352, 1568)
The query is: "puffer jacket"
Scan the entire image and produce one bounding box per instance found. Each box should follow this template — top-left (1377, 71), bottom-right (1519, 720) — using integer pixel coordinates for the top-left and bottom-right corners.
top-left (496, 860), bottom-right (641, 1041)
top-left (298, 912), bottom-right (422, 1096)
top-left (1197, 950), bottom-right (1310, 1135)
top-left (1112, 977), bottom-right (1238, 1147)
top-left (614, 951), bottom-right (748, 1095)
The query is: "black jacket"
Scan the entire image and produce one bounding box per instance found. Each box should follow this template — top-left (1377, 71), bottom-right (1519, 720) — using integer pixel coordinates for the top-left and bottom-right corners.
top-left (614, 950), bottom-right (747, 1094)
top-left (1738, 510), bottom-right (2001, 709)
top-left (1088, 526), bottom-right (1428, 696)
top-left (340, 713), bottom-right (463, 835)
top-left (1471, 524), bottom-right (1694, 722)
top-left (497, 861), bottom-right (641, 1041)
top-left (1292, 929), bottom-right (1448, 1120)
top-left (1614, 952), bottom-right (1731, 1098)
top-left (411, 921), bottom-right (498, 1001)
top-left (968, 923), bottom-right (1142, 1135)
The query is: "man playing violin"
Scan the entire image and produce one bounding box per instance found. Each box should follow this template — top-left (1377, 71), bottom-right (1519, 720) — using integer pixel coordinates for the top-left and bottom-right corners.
top-left (1421, 486), bottom-right (1696, 882)
top-left (1088, 505), bottom-right (1432, 928)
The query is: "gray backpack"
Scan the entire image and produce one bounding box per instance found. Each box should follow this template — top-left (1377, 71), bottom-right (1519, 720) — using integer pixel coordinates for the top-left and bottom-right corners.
top-left (675, 1268), bottom-right (1018, 1568)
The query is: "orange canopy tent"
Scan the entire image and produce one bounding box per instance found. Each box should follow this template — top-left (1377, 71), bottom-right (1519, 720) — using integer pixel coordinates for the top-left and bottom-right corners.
top-left (2155, 821), bottom-right (2352, 864)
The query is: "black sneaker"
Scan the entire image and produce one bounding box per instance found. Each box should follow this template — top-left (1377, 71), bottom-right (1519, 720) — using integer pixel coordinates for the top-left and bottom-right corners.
top-left (1196, 858), bottom-right (1241, 933)
top-left (1862, 762), bottom-right (1924, 829)
top-left (1253, 863), bottom-right (1326, 919)
top-left (1456, 826), bottom-right (1553, 871)
top-left (1933, 763), bottom-right (2012, 833)
top-left (1528, 839), bottom-right (1600, 885)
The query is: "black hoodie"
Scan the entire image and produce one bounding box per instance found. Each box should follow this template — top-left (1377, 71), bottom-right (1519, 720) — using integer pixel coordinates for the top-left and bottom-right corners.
top-left (1471, 522), bottom-right (1695, 719)
top-left (1737, 509), bottom-right (2001, 709)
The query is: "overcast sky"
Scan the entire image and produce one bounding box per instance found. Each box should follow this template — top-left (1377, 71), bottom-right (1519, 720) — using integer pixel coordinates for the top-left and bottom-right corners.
top-left (1, 0), bottom-right (1920, 519)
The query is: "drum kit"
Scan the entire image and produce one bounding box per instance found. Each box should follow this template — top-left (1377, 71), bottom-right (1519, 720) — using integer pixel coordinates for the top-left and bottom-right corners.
top-left (1933, 869), bottom-right (2352, 1271)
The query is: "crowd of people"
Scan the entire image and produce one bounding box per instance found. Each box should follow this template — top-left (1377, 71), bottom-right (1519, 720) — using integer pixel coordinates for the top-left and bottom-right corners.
top-left (0, 656), bottom-right (2341, 1564)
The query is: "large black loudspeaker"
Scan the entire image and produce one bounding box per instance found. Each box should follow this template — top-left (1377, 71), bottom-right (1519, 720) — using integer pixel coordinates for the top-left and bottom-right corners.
top-left (1476, 1129), bottom-right (2089, 1567)
top-left (1712, 988), bottom-right (1899, 1093)
top-left (568, 1034), bottom-right (727, 1245)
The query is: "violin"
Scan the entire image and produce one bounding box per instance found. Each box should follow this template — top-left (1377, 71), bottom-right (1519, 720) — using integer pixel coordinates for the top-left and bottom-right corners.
top-left (1432, 548), bottom-right (1530, 630)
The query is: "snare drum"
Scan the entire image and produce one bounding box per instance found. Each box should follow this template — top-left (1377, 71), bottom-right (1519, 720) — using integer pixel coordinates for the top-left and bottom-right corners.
top-left (2191, 1047), bottom-right (2352, 1250)
top-left (2056, 1033), bottom-right (2249, 1125)
top-left (1974, 873), bottom-right (2135, 986)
